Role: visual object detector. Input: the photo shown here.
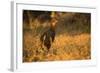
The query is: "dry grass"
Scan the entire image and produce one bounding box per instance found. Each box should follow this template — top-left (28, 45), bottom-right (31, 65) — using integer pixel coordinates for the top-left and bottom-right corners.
top-left (23, 12), bottom-right (91, 62)
top-left (23, 32), bottom-right (90, 62)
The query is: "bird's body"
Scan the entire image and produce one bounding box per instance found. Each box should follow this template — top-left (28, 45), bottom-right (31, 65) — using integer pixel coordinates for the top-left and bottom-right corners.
top-left (40, 28), bottom-right (55, 50)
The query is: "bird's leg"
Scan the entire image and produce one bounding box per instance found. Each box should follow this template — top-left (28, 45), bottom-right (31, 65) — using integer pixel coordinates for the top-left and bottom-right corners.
top-left (49, 37), bottom-right (53, 54)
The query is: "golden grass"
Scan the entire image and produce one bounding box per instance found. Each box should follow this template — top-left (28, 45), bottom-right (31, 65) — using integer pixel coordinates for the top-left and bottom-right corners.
top-left (23, 32), bottom-right (91, 62)
top-left (23, 12), bottom-right (91, 62)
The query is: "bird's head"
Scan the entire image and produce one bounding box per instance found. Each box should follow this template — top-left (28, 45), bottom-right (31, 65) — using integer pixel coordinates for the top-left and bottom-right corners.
top-left (51, 18), bottom-right (58, 27)
top-left (51, 11), bottom-right (58, 28)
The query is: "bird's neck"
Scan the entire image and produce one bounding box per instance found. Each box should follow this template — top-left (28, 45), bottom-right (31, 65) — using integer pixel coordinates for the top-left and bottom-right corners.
top-left (50, 19), bottom-right (57, 31)
top-left (50, 26), bottom-right (55, 32)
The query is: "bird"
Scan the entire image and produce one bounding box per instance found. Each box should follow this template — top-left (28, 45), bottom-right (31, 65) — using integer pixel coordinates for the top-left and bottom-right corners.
top-left (40, 12), bottom-right (58, 52)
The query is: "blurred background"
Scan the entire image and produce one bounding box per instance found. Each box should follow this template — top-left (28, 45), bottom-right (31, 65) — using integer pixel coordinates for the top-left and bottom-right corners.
top-left (23, 10), bottom-right (91, 62)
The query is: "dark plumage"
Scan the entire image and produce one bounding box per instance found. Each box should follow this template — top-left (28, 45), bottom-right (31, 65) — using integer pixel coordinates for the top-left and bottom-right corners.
top-left (40, 28), bottom-right (55, 50)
